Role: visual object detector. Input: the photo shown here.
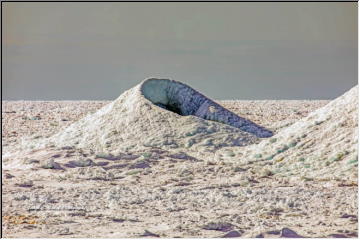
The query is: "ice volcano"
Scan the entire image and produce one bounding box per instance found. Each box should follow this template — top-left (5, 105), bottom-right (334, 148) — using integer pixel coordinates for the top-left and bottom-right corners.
top-left (32, 78), bottom-right (272, 154)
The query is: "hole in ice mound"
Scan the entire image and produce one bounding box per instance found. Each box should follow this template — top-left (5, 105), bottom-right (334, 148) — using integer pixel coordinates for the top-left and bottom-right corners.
top-left (141, 78), bottom-right (273, 138)
top-left (155, 102), bottom-right (182, 115)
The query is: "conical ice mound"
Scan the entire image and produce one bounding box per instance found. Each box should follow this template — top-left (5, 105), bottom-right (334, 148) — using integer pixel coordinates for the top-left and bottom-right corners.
top-left (43, 78), bottom-right (272, 154)
top-left (220, 85), bottom-right (358, 181)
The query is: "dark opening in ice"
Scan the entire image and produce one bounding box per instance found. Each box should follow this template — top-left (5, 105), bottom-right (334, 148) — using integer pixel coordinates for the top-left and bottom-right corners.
top-left (141, 78), bottom-right (273, 138)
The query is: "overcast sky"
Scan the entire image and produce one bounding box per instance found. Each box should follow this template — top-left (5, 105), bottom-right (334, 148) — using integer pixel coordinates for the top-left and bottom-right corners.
top-left (3, 2), bottom-right (357, 100)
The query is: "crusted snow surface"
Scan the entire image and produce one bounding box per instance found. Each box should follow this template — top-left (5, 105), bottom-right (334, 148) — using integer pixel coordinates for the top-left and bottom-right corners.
top-left (218, 86), bottom-right (358, 182)
top-left (2, 83), bottom-right (358, 238)
top-left (23, 78), bottom-right (273, 157)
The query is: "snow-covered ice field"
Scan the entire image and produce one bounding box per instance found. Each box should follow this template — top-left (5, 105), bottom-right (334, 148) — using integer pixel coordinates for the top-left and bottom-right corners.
top-left (2, 79), bottom-right (357, 238)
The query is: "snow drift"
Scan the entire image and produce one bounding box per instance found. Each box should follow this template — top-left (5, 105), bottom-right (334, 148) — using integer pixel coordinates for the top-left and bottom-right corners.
top-left (221, 85), bottom-right (358, 181)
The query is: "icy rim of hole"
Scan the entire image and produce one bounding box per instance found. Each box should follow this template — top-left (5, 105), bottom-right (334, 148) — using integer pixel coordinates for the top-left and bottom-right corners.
top-left (140, 78), bottom-right (273, 138)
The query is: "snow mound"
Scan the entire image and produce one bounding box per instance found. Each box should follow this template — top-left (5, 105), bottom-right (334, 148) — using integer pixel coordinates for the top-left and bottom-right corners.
top-left (221, 85), bottom-right (358, 181)
top-left (36, 78), bottom-right (272, 155)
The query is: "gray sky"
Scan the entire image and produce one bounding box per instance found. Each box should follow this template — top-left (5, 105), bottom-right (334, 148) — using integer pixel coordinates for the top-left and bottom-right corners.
top-left (3, 2), bottom-right (357, 100)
